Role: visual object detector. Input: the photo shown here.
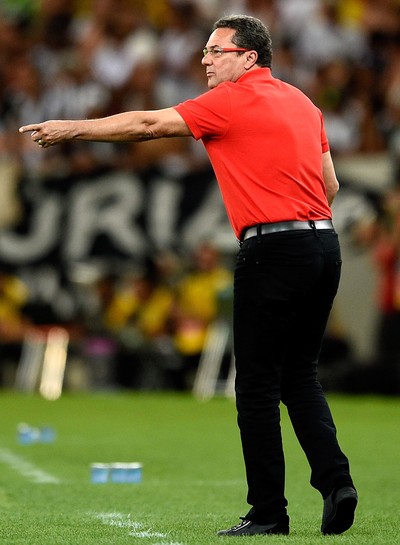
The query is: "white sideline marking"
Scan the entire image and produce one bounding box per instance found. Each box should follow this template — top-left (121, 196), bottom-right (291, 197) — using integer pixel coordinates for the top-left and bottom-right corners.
top-left (153, 543), bottom-right (186, 545)
top-left (93, 512), bottom-right (167, 538)
top-left (191, 479), bottom-right (242, 487)
top-left (0, 447), bottom-right (61, 484)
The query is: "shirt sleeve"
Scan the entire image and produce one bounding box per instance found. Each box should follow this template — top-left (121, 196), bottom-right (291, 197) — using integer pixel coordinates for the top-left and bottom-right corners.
top-left (174, 85), bottom-right (232, 141)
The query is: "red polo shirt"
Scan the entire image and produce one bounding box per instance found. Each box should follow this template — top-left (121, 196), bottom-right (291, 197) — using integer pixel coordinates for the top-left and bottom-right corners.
top-left (174, 67), bottom-right (332, 239)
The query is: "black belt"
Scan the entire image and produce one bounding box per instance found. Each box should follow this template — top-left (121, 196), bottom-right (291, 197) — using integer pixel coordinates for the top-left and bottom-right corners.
top-left (242, 219), bottom-right (334, 241)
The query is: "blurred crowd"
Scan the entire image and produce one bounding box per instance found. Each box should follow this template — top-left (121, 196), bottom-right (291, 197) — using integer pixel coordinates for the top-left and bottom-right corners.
top-left (0, 239), bottom-right (234, 391)
top-left (2, 0), bottom-right (400, 393)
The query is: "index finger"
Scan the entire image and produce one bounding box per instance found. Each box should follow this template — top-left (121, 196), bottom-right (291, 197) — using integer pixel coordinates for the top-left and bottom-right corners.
top-left (19, 125), bottom-right (40, 134)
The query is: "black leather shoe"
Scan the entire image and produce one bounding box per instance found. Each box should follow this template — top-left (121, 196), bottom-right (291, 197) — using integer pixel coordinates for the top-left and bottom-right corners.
top-left (321, 486), bottom-right (358, 535)
top-left (217, 516), bottom-right (289, 536)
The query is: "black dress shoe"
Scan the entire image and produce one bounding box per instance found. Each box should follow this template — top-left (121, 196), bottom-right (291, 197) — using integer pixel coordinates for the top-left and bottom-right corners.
top-left (321, 486), bottom-right (358, 535)
top-left (217, 516), bottom-right (289, 536)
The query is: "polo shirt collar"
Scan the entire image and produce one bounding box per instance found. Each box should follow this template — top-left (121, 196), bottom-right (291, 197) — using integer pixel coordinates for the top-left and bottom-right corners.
top-left (237, 67), bottom-right (272, 83)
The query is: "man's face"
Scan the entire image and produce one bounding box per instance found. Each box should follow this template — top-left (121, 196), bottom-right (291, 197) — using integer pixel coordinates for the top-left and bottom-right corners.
top-left (202, 28), bottom-right (250, 89)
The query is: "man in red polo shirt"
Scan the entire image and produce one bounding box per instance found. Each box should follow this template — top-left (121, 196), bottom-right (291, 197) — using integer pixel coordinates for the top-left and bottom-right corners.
top-left (19, 14), bottom-right (357, 538)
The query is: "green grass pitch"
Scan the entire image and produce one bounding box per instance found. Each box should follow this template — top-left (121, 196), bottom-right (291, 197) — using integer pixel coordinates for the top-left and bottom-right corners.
top-left (0, 391), bottom-right (399, 544)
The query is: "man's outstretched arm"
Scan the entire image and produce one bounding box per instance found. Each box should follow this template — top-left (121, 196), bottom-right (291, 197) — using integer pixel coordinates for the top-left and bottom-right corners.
top-left (19, 108), bottom-right (192, 147)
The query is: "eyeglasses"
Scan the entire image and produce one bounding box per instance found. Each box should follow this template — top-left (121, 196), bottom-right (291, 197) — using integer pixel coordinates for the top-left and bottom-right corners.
top-left (202, 46), bottom-right (249, 58)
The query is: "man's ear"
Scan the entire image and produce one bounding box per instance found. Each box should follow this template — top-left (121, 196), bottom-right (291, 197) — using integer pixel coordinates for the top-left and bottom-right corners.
top-left (244, 50), bottom-right (258, 69)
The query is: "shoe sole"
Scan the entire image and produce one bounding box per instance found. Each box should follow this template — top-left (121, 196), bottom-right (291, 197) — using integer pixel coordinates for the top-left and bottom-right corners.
top-left (217, 520), bottom-right (289, 536)
top-left (322, 494), bottom-right (358, 535)
top-left (217, 528), bottom-right (289, 536)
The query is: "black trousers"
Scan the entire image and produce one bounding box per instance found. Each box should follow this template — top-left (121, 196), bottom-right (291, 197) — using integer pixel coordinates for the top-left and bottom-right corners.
top-left (233, 227), bottom-right (354, 523)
